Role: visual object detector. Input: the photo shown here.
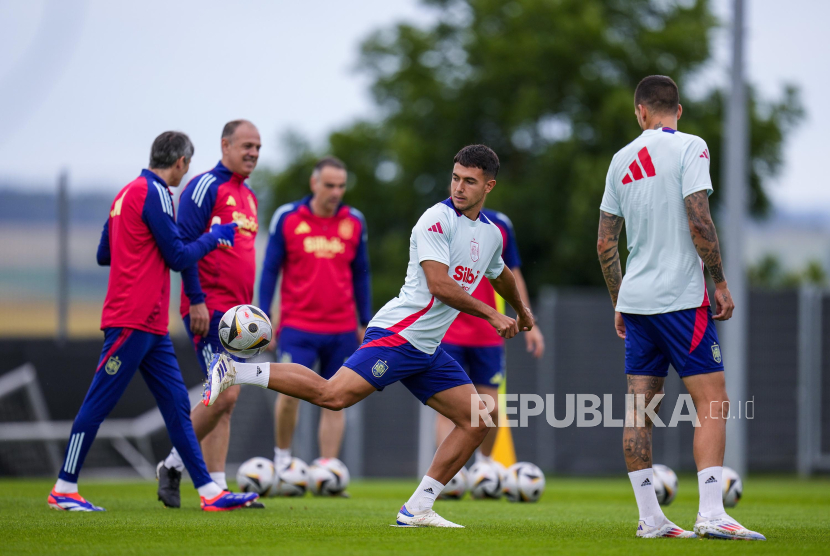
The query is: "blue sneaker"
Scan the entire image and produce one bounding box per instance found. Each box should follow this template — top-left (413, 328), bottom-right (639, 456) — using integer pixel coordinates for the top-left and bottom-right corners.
top-left (202, 353), bottom-right (236, 407)
top-left (48, 489), bottom-right (105, 511)
top-left (200, 490), bottom-right (258, 511)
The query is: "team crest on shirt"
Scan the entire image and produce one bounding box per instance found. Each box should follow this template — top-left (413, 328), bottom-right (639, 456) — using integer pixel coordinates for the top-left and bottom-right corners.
top-left (338, 219), bottom-right (354, 240)
top-left (248, 195), bottom-right (256, 213)
top-left (711, 344), bottom-right (722, 364)
top-left (470, 239), bottom-right (480, 262)
top-left (372, 360), bottom-right (388, 378)
top-left (105, 356), bottom-right (122, 375)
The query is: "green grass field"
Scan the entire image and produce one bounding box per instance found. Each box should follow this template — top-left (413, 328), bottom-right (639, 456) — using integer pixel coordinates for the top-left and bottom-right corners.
top-left (3, 476), bottom-right (829, 555)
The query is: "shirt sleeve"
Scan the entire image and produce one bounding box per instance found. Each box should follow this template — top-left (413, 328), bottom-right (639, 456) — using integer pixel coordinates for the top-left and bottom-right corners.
top-left (96, 219), bottom-right (111, 266)
top-left (177, 176), bottom-right (217, 305)
top-left (258, 206), bottom-right (291, 319)
top-left (494, 213), bottom-right (522, 269)
top-left (681, 137), bottom-right (714, 198)
top-left (484, 233), bottom-right (505, 280)
top-left (142, 180), bottom-right (217, 272)
top-left (350, 210), bottom-right (372, 326)
top-left (415, 208), bottom-right (452, 266)
top-left (599, 161), bottom-right (623, 216)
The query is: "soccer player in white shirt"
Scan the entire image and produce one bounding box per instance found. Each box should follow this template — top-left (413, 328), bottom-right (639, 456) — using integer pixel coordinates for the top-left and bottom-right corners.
top-left (598, 75), bottom-right (764, 540)
top-left (205, 145), bottom-right (535, 527)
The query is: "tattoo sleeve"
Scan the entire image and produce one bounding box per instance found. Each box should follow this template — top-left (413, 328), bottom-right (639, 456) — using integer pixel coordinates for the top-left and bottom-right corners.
top-left (684, 190), bottom-right (726, 284)
top-left (597, 211), bottom-right (624, 306)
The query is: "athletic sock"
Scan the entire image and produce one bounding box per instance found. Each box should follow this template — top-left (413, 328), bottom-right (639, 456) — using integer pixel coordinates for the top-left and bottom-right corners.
top-left (405, 475), bottom-right (444, 513)
top-left (697, 466), bottom-right (726, 518)
top-left (628, 468), bottom-right (664, 523)
top-left (474, 451), bottom-right (493, 465)
top-left (54, 479), bottom-right (78, 494)
top-left (232, 361), bottom-right (270, 388)
top-left (197, 481), bottom-right (224, 499)
top-left (164, 448), bottom-right (185, 472)
top-left (209, 472), bottom-right (227, 491)
top-left (274, 447), bottom-right (291, 470)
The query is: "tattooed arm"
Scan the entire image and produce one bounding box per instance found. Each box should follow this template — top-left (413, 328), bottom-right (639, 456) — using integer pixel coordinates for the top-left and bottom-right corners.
top-left (597, 210), bottom-right (627, 338)
top-left (684, 190), bottom-right (735, 320)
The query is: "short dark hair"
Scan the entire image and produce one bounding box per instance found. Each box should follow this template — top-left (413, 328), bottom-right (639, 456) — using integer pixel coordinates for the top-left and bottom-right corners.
top-left (149, 131), bottom-right (194, 169)
top-left (453, 144), bottom-right (499, 179)
top-left (634, 75), bottom-right (679, 114)
top-left (313, 156), bottom-right (347, 175)
top-left (222, 119), bottom-right (250, 140)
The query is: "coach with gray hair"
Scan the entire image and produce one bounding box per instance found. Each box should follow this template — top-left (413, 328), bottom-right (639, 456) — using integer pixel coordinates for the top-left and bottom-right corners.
top-left (47, 131), bottom-right (252, 512)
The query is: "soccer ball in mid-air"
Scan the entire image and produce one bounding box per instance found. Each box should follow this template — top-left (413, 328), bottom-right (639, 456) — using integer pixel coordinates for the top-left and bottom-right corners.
top-left (653, 463), bottom-right (678, 506)
top-left (309, 457), bottom-right (350, 496)
top-left (236, 457), bottom-right (275, 495)
top-left (270, 457), bottom-right (309, 497)
top-left (438, 467), bottom-right (468, 500)
top-left (467, 462), bottom-right (502, 499)
top-left (507, 462), bottom-right (545, 502)
top-left (218, 304), bottom-right (272, 358)
top-left (722, 466), bottom-right (743, 507)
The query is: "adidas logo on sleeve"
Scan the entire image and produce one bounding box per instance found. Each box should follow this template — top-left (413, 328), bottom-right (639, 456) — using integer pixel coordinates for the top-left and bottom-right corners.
top-left (427, 222), bottom-right (443, 234)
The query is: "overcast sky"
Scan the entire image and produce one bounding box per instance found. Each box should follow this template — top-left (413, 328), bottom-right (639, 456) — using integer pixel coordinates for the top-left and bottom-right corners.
top-left (0, 0), bottom-right (827, 213)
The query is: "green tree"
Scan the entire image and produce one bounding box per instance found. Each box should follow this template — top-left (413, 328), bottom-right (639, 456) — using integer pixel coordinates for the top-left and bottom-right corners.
top-left (256, 0), bottom-right (801, 307)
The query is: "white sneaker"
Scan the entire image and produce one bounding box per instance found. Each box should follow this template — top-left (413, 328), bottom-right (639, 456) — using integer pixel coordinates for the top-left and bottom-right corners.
top-left (202, 353), bottom-right (236, 407)
top-left (395, 505), bottom-right (464, 528)
top-left (636, 515), bottom-right (696, 538)
top-left (694, 513), bottom-right (766, 540)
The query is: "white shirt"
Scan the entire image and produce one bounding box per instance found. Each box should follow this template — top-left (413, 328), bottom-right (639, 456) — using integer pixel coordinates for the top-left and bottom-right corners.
top-left (600, 128), bottom-right (713, 315)
top-left (369, 199), bottom-right (505, 353)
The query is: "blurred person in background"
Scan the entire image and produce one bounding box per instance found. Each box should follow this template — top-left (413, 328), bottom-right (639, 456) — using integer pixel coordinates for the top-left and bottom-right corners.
top-left (48, 132), bottom-right (256, 512)
top-left (259, 157), bottom-right (371, 484)
top-left (437, 207), bottom-right (544, 459)
top-left (598, 75), bottom-right (764, 540)
top-left (156, 121), bottom-right (263, 508)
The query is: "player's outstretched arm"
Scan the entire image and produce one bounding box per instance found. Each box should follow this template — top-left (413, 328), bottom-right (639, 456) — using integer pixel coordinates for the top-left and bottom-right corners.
top-left (489, 266), bottom-right (535, 334)
top-left (597, 210), bottom-right (626, 339)
top-left (683, 190), bottom-right (734, 321)
top-left (421, 260), bottom-right (520, 339)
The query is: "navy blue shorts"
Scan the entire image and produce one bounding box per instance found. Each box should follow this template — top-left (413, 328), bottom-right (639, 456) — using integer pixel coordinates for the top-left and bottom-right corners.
top-left (183, 310), bottom-right (241, 377)
top-left (277, 326), bottom-right (358, 380)
top-left (343, 327), bottom-right (472, 404)
top-left (622, 306), bottom-right (725, 377)
top-left (441, 343), bottom-right (505, 387)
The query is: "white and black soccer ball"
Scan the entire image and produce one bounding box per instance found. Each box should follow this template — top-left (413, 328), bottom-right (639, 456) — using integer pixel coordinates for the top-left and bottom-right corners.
top-left (236, 457), bottom-right (275, 495)
top-left (722, 466), bottom-right (743, 508)
top-left (653, 463), bottom-right (678, 506)
top-left (309, 457), bottom-right (350, 496)
top-left (508, 462), bottom-right (545, 502)
top-left (270, 457), bottom-right (309, 497)
top-left (438, 467), bottom-right (468, 500)
top-left (502, 466), bottom-right (519, 501)
top-left (468, 462), bottom-right (502, 499)
top-left (218, 304), bottom-right (272, 358)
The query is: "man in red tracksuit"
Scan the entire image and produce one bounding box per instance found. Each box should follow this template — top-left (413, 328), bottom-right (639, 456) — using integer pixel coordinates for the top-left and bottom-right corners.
top-left (49, 131), bottom-right (256, 512)
top-left (156, 120), bottom-right (262, 508)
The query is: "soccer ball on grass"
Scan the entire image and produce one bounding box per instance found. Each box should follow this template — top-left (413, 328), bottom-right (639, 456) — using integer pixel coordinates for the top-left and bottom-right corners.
top-left (236, 457), bottom-right (275, 495)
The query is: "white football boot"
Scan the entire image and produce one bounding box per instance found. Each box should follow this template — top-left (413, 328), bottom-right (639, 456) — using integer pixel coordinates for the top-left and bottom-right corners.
top-left (636, 515), bottom-right (696, 538)
top-left (202, 353), bottom-right (236, 407)
top-left (395, 505), bottom-right (464, 528)
top-left (694, 513), bottom-right (766, 540)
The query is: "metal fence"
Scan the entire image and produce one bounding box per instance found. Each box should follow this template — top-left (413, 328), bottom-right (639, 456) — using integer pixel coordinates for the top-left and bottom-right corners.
top-left (1, 287), bottom-right (828, 478)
